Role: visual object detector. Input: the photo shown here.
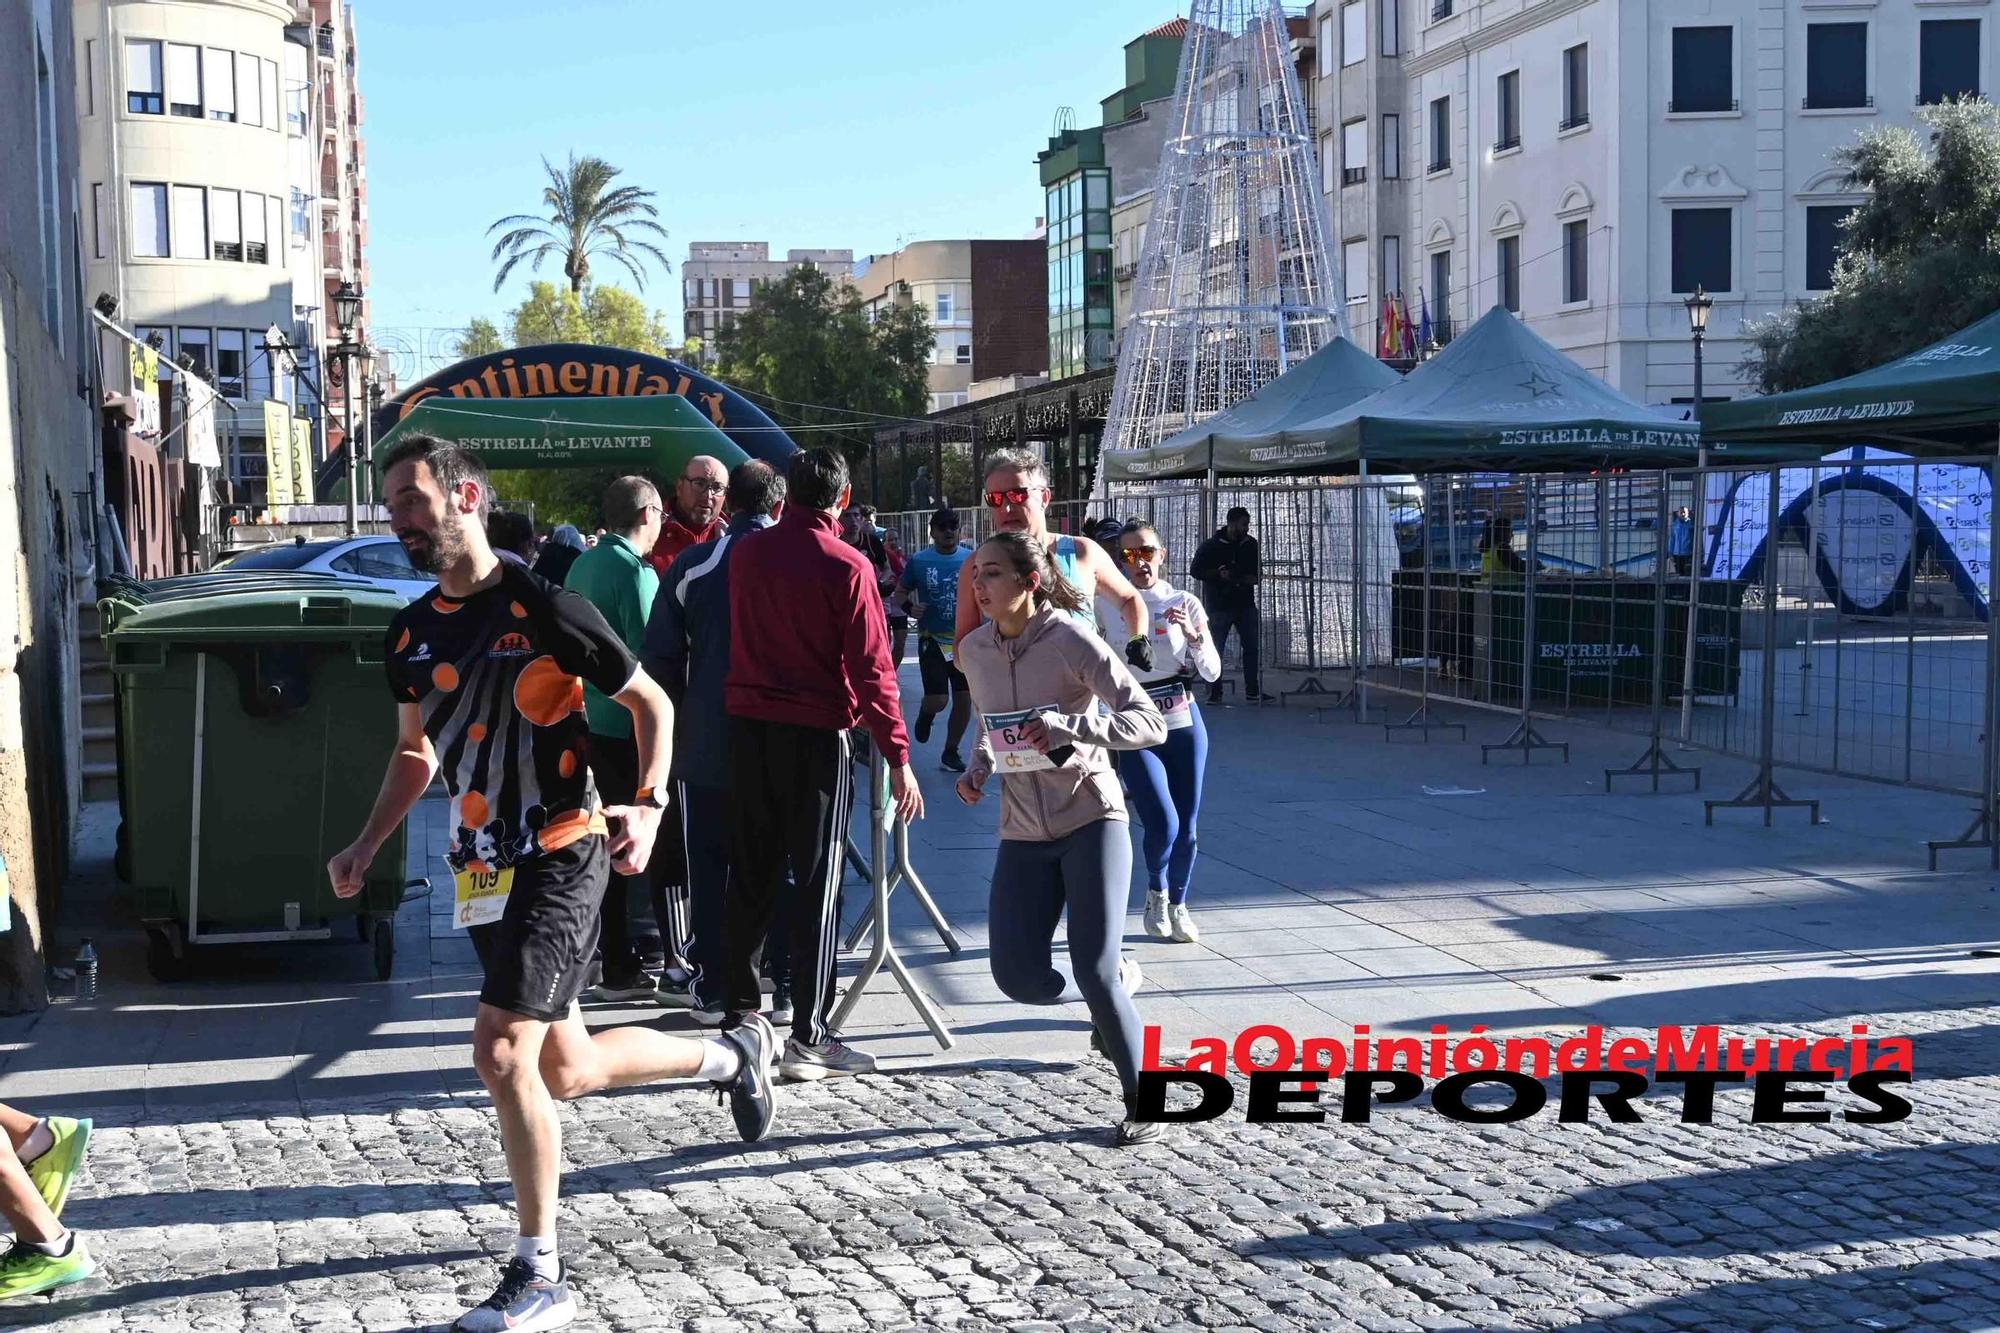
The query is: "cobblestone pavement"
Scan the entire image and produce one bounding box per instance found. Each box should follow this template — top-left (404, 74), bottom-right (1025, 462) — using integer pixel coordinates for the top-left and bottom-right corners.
top-left (6, 1003), bottom-right (1999, 1333)
top-left (9, 691), bottom-right (2000, 1330)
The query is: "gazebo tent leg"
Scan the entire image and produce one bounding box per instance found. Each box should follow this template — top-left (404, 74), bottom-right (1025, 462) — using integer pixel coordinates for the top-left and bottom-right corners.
top-left (1483, 475), bottom-right (1568, 764)
top-left (1706, 464), bottom-right (1820, 825)
top-left (1607, 468), bottom-right (1701, 790)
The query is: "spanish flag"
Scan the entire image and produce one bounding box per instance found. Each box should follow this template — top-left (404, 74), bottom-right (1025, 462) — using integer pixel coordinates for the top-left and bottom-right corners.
top-left (1378, 296), bottom-right (1402, 360)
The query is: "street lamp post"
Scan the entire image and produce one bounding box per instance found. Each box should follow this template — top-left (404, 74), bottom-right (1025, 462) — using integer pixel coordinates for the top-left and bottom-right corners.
top-left (333, 280), bottom-right (364, 535)
top-left (365, 378), bottom-right (385, 510)
top-left (1677, 285), bottom-right (1713, 743)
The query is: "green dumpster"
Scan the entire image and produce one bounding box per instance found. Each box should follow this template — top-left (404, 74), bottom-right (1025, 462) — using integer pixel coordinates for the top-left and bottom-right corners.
top-left (102, 574), bottom-right (414, 981)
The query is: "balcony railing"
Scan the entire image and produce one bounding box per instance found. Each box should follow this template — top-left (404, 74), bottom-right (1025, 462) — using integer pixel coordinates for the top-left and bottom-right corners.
top-left (1668, 97), bottom-right (1737, 113)
top-left (1804, 93), bottom-right (1872, 110)
top-left (1918, 88), bottom-right (1978, 105)
top-left (1427, 155), bottom-right (1450, 174)
top-left (1559, 111), bottom-right (1590, 131)
top-left (1493, 134), bottom-right (1520, 153)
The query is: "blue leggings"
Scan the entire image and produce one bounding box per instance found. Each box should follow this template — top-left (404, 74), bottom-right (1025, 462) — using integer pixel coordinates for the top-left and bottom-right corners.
top-left (1117, 701), bottom-right (1208, 903)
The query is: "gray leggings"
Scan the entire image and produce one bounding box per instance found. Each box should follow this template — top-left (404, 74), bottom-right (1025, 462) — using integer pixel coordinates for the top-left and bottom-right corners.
top-left (988, 818), bottom-right (1143, 1105)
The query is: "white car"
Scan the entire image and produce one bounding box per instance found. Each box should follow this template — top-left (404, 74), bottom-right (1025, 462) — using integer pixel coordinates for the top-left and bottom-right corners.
top-left (218, 534), bottom-right (434, 602)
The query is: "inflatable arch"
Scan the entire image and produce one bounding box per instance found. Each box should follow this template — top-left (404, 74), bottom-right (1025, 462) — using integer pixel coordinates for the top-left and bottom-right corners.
top-left (320, 344), bottom-right (797, 494)
top-left (1703, 447), bottom-right (1992, 621)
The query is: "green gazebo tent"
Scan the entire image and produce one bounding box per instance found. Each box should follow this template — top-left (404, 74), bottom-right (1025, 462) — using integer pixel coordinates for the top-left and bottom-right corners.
top-left (1701, 304), bottom-right (2000, 452)
top-left (1275, 306), bottom-right (1717, 473)
top-left (1098, 336), bottom-right (1402, 481)
top-left (373, 394), bottom-right (750, 479)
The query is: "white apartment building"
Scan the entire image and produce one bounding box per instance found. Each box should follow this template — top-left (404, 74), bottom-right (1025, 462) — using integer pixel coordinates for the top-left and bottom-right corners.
top-left (75, 0), bottom-right (369, 493)
top-left (682, 242), bottom-right (855, 363)
top-left (1312, 0), bottom-right (1984, 404)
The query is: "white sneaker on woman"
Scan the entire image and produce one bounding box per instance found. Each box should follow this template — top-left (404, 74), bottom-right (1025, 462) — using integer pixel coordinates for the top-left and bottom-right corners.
top-left (1168, 903), bottom-right (1200, 944)
top-left (1118, 954), bottom-right (1144, 996)
top-left (1143, 891), bottom-right (1171, 939)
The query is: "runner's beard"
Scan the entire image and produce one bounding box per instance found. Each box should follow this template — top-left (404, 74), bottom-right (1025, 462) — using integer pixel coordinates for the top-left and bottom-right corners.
top-left (396, 521), bottom-right (467, 574)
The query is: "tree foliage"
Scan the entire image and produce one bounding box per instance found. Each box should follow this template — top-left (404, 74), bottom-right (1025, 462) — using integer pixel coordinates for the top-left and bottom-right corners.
top-left (470, 283), bottom-right (676, 527)
top-left (1742, 99), bottom-right (2000, 393)
top-left (455, 318), bottom-right (504, 360)
top-left (486, 153), bottom-right (671, 294)
top-left (713, 266), bottom-right (933, 480)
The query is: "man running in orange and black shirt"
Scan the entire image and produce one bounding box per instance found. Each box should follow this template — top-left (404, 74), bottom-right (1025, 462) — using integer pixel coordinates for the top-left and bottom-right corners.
top-left (328, 434), bottom-right (779, 1333)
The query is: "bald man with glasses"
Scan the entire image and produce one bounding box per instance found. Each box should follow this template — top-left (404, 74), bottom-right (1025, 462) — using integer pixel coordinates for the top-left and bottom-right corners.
top-left (648, 455), bottom-right (729, 576)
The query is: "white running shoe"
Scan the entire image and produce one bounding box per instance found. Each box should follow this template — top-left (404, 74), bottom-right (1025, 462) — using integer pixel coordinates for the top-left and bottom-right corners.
top-left (1142, 891), bottom-right (1171, 939)
top-left (452, 1258), bottom-right (575, 1332)
top-left (1167, 903), bottom-right (1200, 944)
top-left (1118, 954), bottom-right (1144, 997)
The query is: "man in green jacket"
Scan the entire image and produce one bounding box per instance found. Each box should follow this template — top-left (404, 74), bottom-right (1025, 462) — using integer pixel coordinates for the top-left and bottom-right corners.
top-left (565, 475), bottom-right (666, 1002)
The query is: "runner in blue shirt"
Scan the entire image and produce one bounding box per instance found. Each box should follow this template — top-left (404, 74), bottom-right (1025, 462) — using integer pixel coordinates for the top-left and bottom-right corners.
top-left (896, 509), bottom-right (973, 772)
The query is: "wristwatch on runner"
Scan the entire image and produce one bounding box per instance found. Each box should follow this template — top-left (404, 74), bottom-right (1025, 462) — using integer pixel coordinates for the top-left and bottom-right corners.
top-left (633, 786), bottom-right (668, 810)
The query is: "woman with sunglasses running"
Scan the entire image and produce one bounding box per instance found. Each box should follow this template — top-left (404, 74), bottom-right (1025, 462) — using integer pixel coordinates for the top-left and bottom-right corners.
top-left (1105, 520), bottom-right (1219, 944)
top-left (954, 450), bottom-right (1151, 668)
top-left (954, 531), bottom-right (1169, 1146)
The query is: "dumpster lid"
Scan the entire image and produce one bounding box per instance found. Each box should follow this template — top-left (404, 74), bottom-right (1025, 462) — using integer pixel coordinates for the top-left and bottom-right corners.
top-left (103, 576), bottom-right (408, 639)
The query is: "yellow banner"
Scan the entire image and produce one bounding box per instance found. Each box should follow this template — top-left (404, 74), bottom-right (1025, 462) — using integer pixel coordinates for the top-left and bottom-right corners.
top-left (263, 400), bottom-right (295, 507)
top-left (291, 419), bottom-right (315, 505)
top-left (129, 343), bottom-right (160, 435)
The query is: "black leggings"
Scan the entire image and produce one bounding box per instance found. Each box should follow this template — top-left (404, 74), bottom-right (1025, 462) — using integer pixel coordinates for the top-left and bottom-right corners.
top-left (987, 819), bottom-right (1143, 1105)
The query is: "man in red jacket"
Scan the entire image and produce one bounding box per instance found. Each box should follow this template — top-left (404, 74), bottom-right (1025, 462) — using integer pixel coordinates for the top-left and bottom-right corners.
top-left (725, 447), bottom-right (923, 1080)
top-left (646, 455), bottom-right (728, 575)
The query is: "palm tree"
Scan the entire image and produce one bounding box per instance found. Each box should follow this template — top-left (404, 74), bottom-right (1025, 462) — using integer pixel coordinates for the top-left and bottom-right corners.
top-left (486, 153), bottom-right (671, 294)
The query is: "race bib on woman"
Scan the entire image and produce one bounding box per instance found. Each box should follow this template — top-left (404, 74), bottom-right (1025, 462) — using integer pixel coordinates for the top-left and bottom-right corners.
top-left (1144, 679), bottom-right (1193, 731)
top-left (983, 707), bottom-right (1058, 772)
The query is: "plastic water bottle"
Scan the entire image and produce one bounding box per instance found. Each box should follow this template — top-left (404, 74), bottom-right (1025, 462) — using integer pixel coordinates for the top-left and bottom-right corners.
top-left (75, 940), bottom-right (97, 1001)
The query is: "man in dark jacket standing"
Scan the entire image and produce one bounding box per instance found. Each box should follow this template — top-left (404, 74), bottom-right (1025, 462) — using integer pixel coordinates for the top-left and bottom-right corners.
top-left (642, 460), bottom-right (789, 1025)
top-left (724, 448), bottom-right (922, 1080)
top-left (1190, 506), bottom-right (1272, 703)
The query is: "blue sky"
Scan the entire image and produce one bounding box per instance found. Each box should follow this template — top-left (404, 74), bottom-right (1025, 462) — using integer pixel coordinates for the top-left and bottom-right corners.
top-left (360, 0), bottom-right (1176, 354)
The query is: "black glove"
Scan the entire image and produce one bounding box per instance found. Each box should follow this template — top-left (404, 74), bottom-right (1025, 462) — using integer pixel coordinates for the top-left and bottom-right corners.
top-left (1126, 635), bottom-right (1155, 673)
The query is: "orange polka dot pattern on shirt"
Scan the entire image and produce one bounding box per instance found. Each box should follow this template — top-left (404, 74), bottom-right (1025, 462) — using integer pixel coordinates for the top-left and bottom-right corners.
top-left (383, 562), bottom-right (639, 874)
top-left (514, 655), bottom-right (584, 727)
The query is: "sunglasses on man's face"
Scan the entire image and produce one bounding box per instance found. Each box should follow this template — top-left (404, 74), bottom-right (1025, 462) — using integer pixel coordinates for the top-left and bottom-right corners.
top-left (1120, 545), bottom-right (1160, 565)
top-left (984, 487), bottom-right (1042, 509)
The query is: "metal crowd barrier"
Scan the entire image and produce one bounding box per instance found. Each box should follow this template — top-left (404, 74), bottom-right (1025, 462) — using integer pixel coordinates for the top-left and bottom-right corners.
top-left (828, 739), bottom-right (958, 1050)
top-left (869, 449), bottom-right (1998, 865)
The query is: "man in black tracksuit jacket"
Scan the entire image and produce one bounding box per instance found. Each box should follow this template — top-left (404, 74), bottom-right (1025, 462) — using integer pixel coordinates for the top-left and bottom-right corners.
top-left (1189, 506), bottom-right (1271, 703)
top-left (642, 462), bottom-right (788, 1023)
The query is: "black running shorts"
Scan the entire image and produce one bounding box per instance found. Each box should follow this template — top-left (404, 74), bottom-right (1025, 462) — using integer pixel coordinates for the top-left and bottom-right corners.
top-left (469, 835), bottom-right (609, 1021)
top-left (918, 637), bottom-right (967, 698)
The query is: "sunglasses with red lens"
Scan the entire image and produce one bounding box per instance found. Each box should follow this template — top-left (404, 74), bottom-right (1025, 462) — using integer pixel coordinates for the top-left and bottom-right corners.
top-left (984, 487), bottom-right (1037, 508)
top-left (1119, 545), bottom-right (1160, 564)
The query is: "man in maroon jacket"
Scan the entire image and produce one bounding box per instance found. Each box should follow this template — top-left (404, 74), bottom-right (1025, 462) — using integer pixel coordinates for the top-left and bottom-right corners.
top-left (725, 447), bottom-right (924, 1079)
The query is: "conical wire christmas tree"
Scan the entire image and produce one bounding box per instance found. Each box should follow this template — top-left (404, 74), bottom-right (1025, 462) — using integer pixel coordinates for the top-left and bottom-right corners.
top-left (1101, 0), bottom-right (1349, 461)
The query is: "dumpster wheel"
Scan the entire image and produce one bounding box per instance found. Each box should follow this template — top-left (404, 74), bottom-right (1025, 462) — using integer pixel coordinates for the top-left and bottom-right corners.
top-left (373, 919), bottom-right (395, 981)
top-left (145, 924), bottom-right (190, 983)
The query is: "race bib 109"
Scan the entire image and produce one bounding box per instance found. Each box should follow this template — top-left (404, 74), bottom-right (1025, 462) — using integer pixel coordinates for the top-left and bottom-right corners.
top-left (453, 865), bottom-right (513, 930)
